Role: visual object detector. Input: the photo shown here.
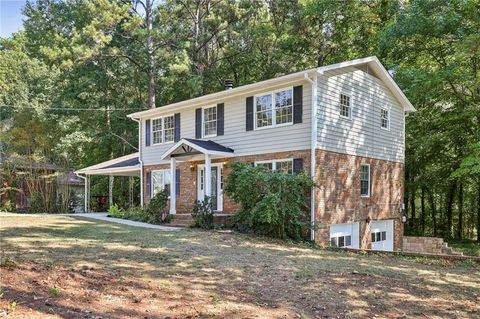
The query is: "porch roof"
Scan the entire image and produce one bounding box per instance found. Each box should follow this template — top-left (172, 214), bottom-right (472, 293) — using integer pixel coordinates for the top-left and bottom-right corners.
top-left (161, 138), bottom-right (234, 161)
top-left (75, 152), bottom-right (140, 176)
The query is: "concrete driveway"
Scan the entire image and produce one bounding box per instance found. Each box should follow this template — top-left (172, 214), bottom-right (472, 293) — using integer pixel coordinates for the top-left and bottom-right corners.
top-left (66, 213), bottom-right (182, 231)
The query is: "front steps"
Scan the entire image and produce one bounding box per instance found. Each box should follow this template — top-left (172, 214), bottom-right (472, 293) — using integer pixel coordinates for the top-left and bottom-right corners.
top-left (168, 213), bottom-right (234, 228)
top-left (169, 213), bottom-right (194, 227)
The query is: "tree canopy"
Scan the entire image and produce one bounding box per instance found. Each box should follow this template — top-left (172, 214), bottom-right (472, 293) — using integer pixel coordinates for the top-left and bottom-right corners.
top-left (0, 0), bottom-right (478, 241)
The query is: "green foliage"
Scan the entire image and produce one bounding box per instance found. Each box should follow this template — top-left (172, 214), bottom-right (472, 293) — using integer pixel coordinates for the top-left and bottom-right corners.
top-left (107, 204), bottom-right (122, 215)
top-left (28, 193), bottom-right (45, 214)
top-left (108, 190), bottom-right (171, 225)
top-left (225, 162), bottom-right (315, 240)
top-left (49, 287), bottom-right (58, 297)
top-left (145, 190), bottom-right (169, 224)
top-left (191, 196), bottom-right (214, 230)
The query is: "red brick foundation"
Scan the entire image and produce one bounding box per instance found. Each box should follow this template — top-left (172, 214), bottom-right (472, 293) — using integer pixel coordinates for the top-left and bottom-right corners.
top-left (143, 148), bottom-right (404, 250)
top-left (314, 149), bottom-right (404, 250)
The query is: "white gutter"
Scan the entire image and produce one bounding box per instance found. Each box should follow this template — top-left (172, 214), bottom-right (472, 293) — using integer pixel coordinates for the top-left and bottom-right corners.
top-left (131, 118), bottom-right (144, 208)
top-left (304, 73), bottom-right (318, 242)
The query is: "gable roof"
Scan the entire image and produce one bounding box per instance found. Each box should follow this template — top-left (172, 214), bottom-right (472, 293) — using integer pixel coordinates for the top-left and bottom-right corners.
top-left (161, 138), bottom-right (234, 160)
top-left (128, 56), bottom-right (415, 120)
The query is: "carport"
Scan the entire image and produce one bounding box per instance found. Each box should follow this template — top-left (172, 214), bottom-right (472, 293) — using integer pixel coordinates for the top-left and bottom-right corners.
top-left (75, 153), bottom-right (141, 212)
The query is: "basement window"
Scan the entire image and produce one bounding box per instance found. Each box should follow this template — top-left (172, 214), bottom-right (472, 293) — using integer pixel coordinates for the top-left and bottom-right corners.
top-left (371, 231), bottom-right (387, 242)
top-left (330, 235), bottom-right (352, 248)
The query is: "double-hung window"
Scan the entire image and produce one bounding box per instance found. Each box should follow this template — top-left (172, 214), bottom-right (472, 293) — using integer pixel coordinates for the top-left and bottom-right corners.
top-left (152, 170), bottom-right (171, 196)
top-left (339, 93), bottom-right (351, 119)
top-left (380, 108), bottom-right (389, 130)
top-left (255, 159), bottom-right (293, 174)
top-left (360, 164), bottom-right (370, 197)
top-left (151, 115), bottom-right (175, 145)
top-left (255, 88), bottom-right (293, 129)
top-left (152, 118), bottom-right (163, 144)
top-left (203, 106), bottom-right (217, 137)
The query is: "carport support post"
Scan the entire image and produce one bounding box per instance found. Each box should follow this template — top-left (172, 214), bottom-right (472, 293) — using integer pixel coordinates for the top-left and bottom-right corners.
top-left (170, 157), bottom-right (176, 214)
top-left (84, 175), bottom-right (90, 213)
top-left (108, 175), bottom-right (114, 208)
top-left (204, 154), bottom-right (211, 200)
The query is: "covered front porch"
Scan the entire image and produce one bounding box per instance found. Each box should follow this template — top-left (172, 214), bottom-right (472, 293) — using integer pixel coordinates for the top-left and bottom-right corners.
top-left (159, 138), bottom-right (234, 215)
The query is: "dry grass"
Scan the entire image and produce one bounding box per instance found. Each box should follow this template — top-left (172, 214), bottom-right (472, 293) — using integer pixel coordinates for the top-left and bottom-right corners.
top-left (0, 214), bottom-right (479, 318)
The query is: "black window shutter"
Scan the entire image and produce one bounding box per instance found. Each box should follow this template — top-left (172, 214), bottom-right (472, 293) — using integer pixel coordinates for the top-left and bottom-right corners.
top-left (175, 168), bottom-right (180, 196)
top-left (174, 113), bottom-right (181, 142)
top-left (195, 108), bottom-right (202, 138)
top-left (246, 96), bottom-right (254, 131)
top-left (293, 158), bottom-right (304, 174)
top-left (217, 103), bottom-right (224, 136)
top-left (145, 119), bottom-right (151, 146)
top-left (293, 85), bottom-right (303, 124)
top-left (146, 171), bottom-right (151, 197)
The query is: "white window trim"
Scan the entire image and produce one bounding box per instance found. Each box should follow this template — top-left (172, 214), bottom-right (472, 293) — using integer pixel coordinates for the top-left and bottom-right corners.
top-left (339, 92), bottom-right (353, 120)
top-left (254, 158), bottom-right (293, 172)
top-left (254, 86), bottom-right (294, 130)
top-left (151, 169), bottom-right (171, 197)
top-left (380, 107), bottom-right (390, 131)
top-left (150, 114), bottom-right (176, 146)
top-left (202, 105), bottom-right (217, 138)
top-left (360, 163), bottom-right (371, 198)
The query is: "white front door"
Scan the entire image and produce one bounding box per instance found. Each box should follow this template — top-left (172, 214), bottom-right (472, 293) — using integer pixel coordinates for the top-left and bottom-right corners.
top-left (370, 220), bottom-right (394, 251)
top-left (197, 164), bottom-right (223, 211)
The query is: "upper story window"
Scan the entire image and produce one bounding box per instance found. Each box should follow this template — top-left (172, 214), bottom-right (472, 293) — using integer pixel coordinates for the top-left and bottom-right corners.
top-left (380, 108), bottom-right (390, 130)
top-left (255, 88), bottom-right (293, 129)
top-left (152, 169), bottom-right (171, 196)
top-left (255, 159), bottom-right (293, 174)
top-left (151, 115), bottom-right (175, 145)
top-left (360, 164), bottom-right (370, 197)
top-left (339, 93), bottom-right (351, 119)
top-left (203, 106), bottom-right (217, 137)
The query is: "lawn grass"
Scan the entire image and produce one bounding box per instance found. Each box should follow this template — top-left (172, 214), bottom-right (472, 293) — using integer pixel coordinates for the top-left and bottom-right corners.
top-left (450, 239), bottom-right (480, 257)
top-left (0, 213), bottom-right (479, 318)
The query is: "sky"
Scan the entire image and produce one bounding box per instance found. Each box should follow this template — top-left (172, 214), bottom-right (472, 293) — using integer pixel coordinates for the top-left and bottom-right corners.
top-left (0, 0), bottom-right (27, 38)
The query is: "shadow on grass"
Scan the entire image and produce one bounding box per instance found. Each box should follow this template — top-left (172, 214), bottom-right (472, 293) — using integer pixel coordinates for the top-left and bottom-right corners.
top-left (1, 215), bottom-right (479, 318)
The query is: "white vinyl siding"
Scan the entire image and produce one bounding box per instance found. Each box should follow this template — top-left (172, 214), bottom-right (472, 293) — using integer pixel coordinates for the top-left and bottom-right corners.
top-left (141, 80), bottom-right (311, 165)
top-left (316, 67), bottom-right (405, 163)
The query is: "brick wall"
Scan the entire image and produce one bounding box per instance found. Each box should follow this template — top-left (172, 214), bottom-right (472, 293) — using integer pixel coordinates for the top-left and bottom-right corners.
top-left (314, 149), bottom-right (404, 250)
top-left (143, 148), bottom-right (404, 250)
top-left (143, 149), bottom-right (311, 214)
top-left (403, 236), bottom-right (446, 254)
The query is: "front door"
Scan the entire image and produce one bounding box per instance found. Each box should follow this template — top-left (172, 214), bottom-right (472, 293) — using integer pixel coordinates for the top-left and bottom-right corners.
top-left (197, 164), bottom-right (223, 211)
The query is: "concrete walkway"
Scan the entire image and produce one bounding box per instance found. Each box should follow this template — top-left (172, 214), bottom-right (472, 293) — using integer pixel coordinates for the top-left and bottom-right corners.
top-left (66, 213), bottom-right (182, 231)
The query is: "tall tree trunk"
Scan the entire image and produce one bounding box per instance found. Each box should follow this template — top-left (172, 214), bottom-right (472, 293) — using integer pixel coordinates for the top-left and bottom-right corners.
top-left (420, 187), bottom-right (425, 235)
top-left (477, 185), bottom-right (480, 243)
top-left (457, 182), bottom-right (463, 239)
top-left (428, 189), bottom-right (437, 236)
top-left (445, 181), bottom-right (456, 239)
top-left (410, 185), bottom-right (416, 233)
top-left (146, 0), bottom-right (156, 109)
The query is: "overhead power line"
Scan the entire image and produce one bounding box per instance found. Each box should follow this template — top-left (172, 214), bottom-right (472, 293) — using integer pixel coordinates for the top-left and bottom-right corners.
top-left (0, 105), bottom-right (148, 112)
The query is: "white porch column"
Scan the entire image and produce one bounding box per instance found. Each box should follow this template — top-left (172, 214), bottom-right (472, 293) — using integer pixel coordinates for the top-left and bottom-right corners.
top-left (108, 175), bottom-right (114, 207)
top-left (85, 175), bottom-right (90, 213)
top-left (170, 157), bottom-right (176, 214)
top-left (204, 154), bottom-right (211, 200)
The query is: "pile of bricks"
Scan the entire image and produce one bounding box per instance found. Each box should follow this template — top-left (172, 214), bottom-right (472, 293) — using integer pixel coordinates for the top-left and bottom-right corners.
top-left (403, 236), bottom-right (462, 255)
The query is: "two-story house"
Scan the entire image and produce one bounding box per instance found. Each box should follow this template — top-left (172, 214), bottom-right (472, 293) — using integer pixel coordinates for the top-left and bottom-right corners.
top-left (76, 56), bottom-right (415, 251)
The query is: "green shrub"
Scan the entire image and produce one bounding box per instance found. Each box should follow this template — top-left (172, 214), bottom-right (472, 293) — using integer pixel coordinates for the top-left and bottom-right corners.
top-left (224, 162), bottom-right (315, 240)
top-left (192, 196), bottom-right (214, 229)
top-left (28, 193), bottom-right (45, 214)
top-left (145, 190), bottom-right (169, 224)
top-left (107, 204), bottom-right (122, 214)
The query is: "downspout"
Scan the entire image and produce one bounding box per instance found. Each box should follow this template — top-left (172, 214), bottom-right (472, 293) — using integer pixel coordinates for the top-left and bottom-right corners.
top-left (131, 117), bottom-right (144, 208)
top-left (304, 73), bottom-right (318, 242)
